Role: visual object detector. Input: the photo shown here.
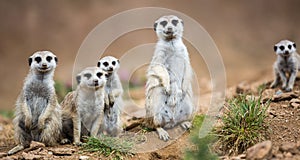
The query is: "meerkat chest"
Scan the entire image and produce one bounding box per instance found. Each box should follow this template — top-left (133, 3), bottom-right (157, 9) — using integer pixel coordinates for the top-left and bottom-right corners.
top-left (24, 81), bottom-right (53, 119)
top-left (279, 58), bottom-right (296, 72)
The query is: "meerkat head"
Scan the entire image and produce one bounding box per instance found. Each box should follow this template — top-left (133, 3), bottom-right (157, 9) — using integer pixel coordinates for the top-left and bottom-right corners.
top-left (153, 15), bottom-right (184, 41)
top-left (97, 56), bottom-right (120, 75)
top-left (76, 67), bottom-right (108, 90)
top-left (274, 40), bottom-right (297, 57)
top-left (28, 51), bottom-right (58, 74)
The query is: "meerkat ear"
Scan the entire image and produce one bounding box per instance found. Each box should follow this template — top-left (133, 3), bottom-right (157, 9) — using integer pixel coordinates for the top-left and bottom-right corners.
top-left (54, 57), bottom-right (58, 64)
top-left (154, 22), bottom-right (158, 31)
top-left (76, 75), bottom-right (81, 84)
top-left (117, 59), bottom-right (120, 64)
top-left (28, 57), bottom-right (33, 66)
top-left (293, 43), bottom-right (296, 48)
top-left (181, 20), bottom-right (184, 26)
top-left (274, 45), bottom-right (278, 52)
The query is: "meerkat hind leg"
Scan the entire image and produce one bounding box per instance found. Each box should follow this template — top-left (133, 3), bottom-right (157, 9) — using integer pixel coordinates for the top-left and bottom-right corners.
top-left (156, 127), bottom-right (170, 141)
top-left (271, 71), bottom-right (280, 88)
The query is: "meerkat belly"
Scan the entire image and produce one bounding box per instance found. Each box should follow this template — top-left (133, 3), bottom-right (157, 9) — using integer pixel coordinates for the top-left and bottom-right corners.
top-left (25, 83), bottom-right (51, 124)
top-left (79, 101), bottom-right (102, 131)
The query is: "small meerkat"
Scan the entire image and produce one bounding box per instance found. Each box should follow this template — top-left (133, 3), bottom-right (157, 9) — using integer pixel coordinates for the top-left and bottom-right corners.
top-left (145, 15), bottom-right (195, 141)
top-left (97, 56), bottom-right (123, 136)
top-left (8, 51), bottom-right (61, 155)
top-left (271, 40), bottom-right (300, 92)
top-left (61, 67), bottom-right (108, 145)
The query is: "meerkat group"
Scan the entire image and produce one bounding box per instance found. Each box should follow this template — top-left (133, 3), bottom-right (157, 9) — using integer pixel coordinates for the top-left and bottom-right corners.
top-left (8, 14), bottom-right (298, 154)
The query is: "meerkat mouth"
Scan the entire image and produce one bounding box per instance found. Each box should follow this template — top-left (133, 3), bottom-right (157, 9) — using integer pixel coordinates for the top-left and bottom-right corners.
top-left (37, 67), bottom-right (51, 72)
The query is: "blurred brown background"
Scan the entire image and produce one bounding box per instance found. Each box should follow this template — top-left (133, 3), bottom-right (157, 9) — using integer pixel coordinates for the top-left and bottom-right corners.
top-left (1, 0), bottom-right (300, 110)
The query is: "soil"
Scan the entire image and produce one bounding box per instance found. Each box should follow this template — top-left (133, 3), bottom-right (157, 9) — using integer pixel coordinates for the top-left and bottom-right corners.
top-left (2, 77), bottom-right (300, 160)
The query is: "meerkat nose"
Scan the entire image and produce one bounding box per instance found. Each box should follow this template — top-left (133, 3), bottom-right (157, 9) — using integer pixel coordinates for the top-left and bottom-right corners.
top-left (42, 63), bottom-right (47, 67)
top-left (167, 27), bottom-right (172, 32)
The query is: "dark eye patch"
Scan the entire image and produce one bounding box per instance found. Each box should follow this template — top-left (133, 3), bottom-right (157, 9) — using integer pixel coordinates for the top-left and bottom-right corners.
top-left (35, 57), bottom-right (42, 63)
top-left (160, 20), bottom-right (167, 27)
top-left (165, 110), bottom-right (168, 113)
top-left (96, 72), bottom-right (103, 78)
top-left (293, 43), bottom-right (296, 48)
top-left (46, 56), bottom-right (52, 62)
top-left (288, 45), bottom-right (292, 49)
top-left (105, 74), bottom-right (109, 78)
top-left (84, 73), bottom-right (92, 79)
top-left (171, 19), bottom-right (178, 26)
top-left (103, 62), bottom-right (109, 67)
top-left (279, 45), bottom-right (285, 51)
top-left (112, 61), bottom-right (116, 65)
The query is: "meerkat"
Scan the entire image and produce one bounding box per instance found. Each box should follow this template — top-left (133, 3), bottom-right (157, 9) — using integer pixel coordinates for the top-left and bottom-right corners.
top-left (60, 67), bottom-right (108, 145)
top-left (8, 51), bottom-right (61, 155)
top-left (270, 40), bottom-right (300, 92)
top-left (97, 56), bottom-right (123, 136)
top-left (145, 15), bottom-right (195, 141)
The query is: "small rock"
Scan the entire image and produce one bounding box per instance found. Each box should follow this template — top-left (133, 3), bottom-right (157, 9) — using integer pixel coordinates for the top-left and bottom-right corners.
top-left (284, 152), bottom-right (293, 158)
top-left (49, 148), bottom-right (75, 156)
top-left (272, 92), bottom-right (298, 102)
top-left (246, 140), bottom-right (272, 160)
top-left (21, 152), bottom-right (43, 160)
top-left (290, 102), bottom-right (300, 108)
top-left (231, 154), bottom-right (246, 160)
top-left (79, 155), bottom-right (90, 160)
top-left (290, 98), bottom-right (300, 103)
top-left (280, 142), bottom-right (299, 154)
top-left (0, 152), bottom-right (7, 158)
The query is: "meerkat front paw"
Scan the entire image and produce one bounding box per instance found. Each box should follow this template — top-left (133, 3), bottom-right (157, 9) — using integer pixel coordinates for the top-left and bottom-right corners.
top-left (285, 86), bottom-right (293, 92)
top-left (181, 121), bottom-right (192, 130)
top-left (156, 127), bottom-right (170, 141)
top-left (104, 94), bottom-right (110, 106)
top-left (109, 94), bottom-right (115, 106)
top-left (60, 138), bottom-right (71, 144)
top-left (282, 84), bottom-right (287, 90)
top-left (167, 90), bottom-right (182, 106)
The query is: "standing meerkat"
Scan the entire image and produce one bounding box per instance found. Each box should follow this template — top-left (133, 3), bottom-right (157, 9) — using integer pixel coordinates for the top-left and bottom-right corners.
top-left (271, 40), bottom-right (300, 92)
top-left (97, 56), bottom-right (123, 136)
top-left (61, 67), bottom-right (108, 145)
top-left (8, 51), bottom-right (61, 155)
top-left (145, 15), bottom-right (195, 141)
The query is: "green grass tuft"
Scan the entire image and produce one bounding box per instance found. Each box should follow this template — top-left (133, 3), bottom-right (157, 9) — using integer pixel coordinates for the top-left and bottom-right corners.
top-left (54, 80), bottom-right (72, 103)
top-left (82, 135), bottom-right (134, 160)
top-left (185, 115), bottom-right (219, 160)
top-left (215, 94), bottom-right (269, 155)
top-left (0, 110), bottom-right (14, 119)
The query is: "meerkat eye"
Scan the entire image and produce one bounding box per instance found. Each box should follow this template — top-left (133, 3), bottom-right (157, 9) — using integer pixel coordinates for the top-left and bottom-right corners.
top-left (160, 20), bottom-right (167, 27)
top-left (96, 72), bottom-right (103, 78)
top-left (35, 57), bottom-right (42, 63)
top-left (46, 56), bottom-right (52, 62)
top-left (84, 73), bottom-right (92, 79)
top-left (293, 43), bottom-right (296, 48)
top-left (103, 62), bottom-right (109, 67)
top-left (112, 61), bottom-right (116, 66)
top-left (105, 74), bottom-right (109, 78)
top-left (288, 45), bottom-right (292, 49)
top-left (171, 19), bottom-right (178, 26)
top-left (165, 110), bottom-right (168, 113)
top-left (279, 45), bottom-right (285, 51)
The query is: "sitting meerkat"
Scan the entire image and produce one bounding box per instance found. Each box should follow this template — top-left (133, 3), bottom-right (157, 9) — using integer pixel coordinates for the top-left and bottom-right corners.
top-left (8, 51), bottom-right (61, 155)
top-left (97, 56), bottom-right (123, 136)
top-left (271, 40), bottom-right (300, 92)
top-left (145, 15), bottom-right (195, 141)
top-left (61, 67), bottom-right (108, 145)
